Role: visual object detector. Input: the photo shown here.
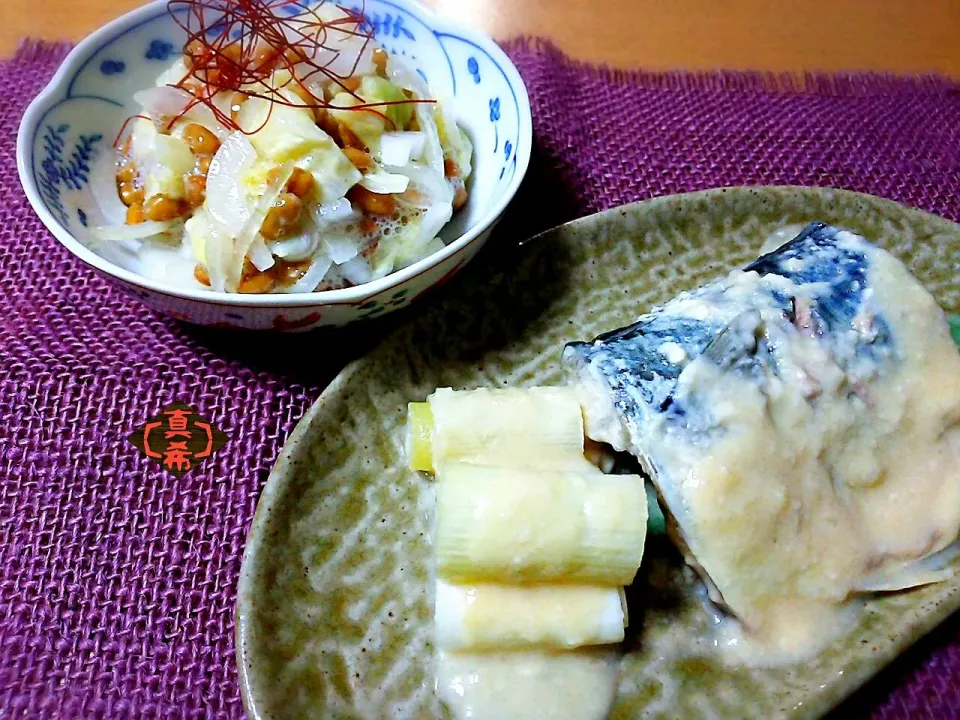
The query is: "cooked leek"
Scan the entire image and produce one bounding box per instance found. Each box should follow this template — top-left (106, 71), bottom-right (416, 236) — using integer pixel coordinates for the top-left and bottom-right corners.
top-left (434, 581), bottom-right (626, 651)
top-left (435, 463), bottom-right (648, 585)
top-left (410, 387), bottom-right (587, 473)
top-left (408, 402), bottom-right (434, 472)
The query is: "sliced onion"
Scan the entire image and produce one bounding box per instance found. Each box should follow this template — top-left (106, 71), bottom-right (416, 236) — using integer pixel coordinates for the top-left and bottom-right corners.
top-left (133, 86), bottom-right (230, 139)
top-left (238, 163), bottom-right (294, 242)
top-left (134, 86), bottom-right (192, 121)
top-left (316, 46), bottom-right (375, 78)
top-left (90, 150), bottom-right (128, 226)
top-left (204, 219), bottom-right (231, 292)
top-left (309, 23), bottom-right (375, 78)
top-left (184, 210), bottom-right (209, 263)
top-left (303, 79), bottom-right (327, 104)
top-left (205, 132), bottom-right (257, 237)
top-left (91, 220), bottom-right (178, 242)
top-left (288, 253), bottom-right (334, 293)
top-left (306, 197), bottom-right (364, 265)
top-left (360, 170), bottom-right (409, 195)
top-left (248, 234), bottom-right (276, 272)
top-left (379, 132), bottom-right (424, 167)
top-left (406, 132), bottom-right (427, 159)
top-left (269, 231), bottom-right (317, 261)
top-left (322, 232), bottom-right (362, 265)
top-left (210, 91), bottom-right (238, 119)
top-left (398, 161), bottom-right (454, 207)
top-left (186, 104), bottom-right (231, 140)
top-left (339, 255), bottom-right (373, 285)
top-left (221, 163), bottom-right (293, 290)
top-left (310, 197), bottom-right (358, 229)
top-left (416, 103), bottom-right (445, 178)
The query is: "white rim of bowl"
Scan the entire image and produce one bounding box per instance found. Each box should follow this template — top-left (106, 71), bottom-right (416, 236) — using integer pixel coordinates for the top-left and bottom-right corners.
top-left (16, 0), bottom-right (533, 309)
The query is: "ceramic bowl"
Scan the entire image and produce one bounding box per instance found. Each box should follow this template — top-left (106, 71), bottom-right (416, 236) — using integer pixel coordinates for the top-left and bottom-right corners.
top-left (17, 0), bottom-right (532, 331)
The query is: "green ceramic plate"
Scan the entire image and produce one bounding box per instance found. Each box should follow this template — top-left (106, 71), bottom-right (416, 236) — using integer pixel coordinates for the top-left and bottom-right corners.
top-left (236, 187), bottom-right (960, 720)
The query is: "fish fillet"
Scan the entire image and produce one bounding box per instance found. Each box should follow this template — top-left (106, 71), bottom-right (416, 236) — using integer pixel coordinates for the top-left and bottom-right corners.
top-left (563, 222), bottom-right (960, 658)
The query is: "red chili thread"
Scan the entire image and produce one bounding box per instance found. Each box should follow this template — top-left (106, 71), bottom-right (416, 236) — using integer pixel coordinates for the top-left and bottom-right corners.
top-left (117, 0), bottom-right (433, 142)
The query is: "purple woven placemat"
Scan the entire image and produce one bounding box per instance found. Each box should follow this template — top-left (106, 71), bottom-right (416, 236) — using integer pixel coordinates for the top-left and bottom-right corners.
top-left (3, 38), bottom-right (960, 719)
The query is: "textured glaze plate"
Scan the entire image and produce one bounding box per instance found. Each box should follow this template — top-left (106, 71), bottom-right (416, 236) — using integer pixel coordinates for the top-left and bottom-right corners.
top-left (236, 186), bottom-right (960, 720)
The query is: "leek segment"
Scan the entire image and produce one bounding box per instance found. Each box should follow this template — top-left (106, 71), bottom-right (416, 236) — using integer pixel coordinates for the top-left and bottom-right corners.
top-left (407, 402), bottom-right (434, 472)
top-left (407, 387), bottom-right (587, 473)
top-left (435, 463), bottom-right (648, 585)
top-left (434, 581), bottom-right (626, 651)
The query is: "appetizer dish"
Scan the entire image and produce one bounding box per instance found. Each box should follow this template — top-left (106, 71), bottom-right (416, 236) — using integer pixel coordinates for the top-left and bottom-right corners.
top-left (400, 223), bottom-right (960, 717)
top-left (236, 188), bottom-right (960, 720)
top-left (92, 0), bottom-right (472, 293)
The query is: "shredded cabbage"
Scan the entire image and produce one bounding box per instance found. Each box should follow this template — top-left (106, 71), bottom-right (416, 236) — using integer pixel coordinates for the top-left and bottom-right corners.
top-left (387, 56), bottom-right (446, 178)
top-left (435, 98), bottom-right (473, 178)
top-left (111, 20), bottom-right (473, 295)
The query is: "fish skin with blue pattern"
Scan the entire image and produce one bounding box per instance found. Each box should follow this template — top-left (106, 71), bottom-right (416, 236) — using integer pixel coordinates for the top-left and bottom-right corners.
top-left (563, 222), bottom-right (898, 443)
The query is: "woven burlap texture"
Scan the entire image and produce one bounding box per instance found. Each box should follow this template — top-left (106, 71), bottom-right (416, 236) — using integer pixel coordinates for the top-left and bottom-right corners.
top-left (3, 38), bottom-right (960, 719)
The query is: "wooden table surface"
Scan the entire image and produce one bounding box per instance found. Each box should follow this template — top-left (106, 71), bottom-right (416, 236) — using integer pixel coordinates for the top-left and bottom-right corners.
top-left (6, 0), bottom-right (960, 76)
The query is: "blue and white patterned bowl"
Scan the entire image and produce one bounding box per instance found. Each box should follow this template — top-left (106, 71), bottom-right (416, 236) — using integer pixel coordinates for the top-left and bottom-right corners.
top-left (16, 0), bottom-right (531, 331)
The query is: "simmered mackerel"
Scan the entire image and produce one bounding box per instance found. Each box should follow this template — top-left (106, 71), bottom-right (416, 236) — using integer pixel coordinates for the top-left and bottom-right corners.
top-left (564, 222), bottom-right (960, 661)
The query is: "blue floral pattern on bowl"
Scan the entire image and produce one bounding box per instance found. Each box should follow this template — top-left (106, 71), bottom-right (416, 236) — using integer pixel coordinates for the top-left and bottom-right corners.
top-left (99, 59), bottom-right (126, 75)
top-left (36, 124), bottom-right (102, 227)
top-left (145, 39), bottom-right (176, 61)
top-left (467, 56), bottom-right (480, 83)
